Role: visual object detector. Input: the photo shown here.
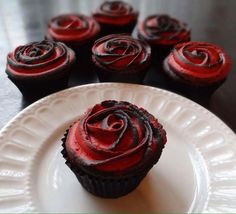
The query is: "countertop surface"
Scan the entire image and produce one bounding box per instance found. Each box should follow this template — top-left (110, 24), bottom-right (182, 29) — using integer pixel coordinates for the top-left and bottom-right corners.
top-left (0, 0), bottom-right (235, 133)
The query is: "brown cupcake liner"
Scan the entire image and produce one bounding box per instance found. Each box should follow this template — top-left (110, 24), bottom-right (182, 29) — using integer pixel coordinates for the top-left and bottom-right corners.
top-left (61, 128), bottom-right (148, 198)
top-left (98, 21), bottom-right (137, 36)
top-left (94, 66), bottom-right (148, 84)
top-left (7, 66), bottom-right (72, 100)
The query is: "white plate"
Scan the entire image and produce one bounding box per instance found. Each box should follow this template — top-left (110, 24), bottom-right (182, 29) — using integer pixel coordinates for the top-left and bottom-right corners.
top-left (0, 83), bottom-right (236, 213)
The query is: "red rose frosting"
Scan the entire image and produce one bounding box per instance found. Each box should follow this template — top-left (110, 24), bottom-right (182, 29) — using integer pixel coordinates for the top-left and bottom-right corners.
top-left (138, 15), bottom-right (190, 46)
top-left (65, 100), bottom-right (166, 176)
top-left (92, 1), bottom-right (138, 25)
top-left (46, 14), bottom-right (100, 44)
top-left (164, 42), bottom-right (232, 85)
top-left (92, 34), bottom-right (151, 72)
top-left (6, 40), bottom-right (75, 78)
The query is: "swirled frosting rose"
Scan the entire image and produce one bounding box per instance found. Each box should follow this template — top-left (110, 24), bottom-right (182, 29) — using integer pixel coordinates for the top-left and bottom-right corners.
top-left (138, 15), bottom-right (190, 46)
top-left (65, 100), bottom-right (167, 176)
top-left (92, 1), bottom-right (138, 25)
top-left (163, 42), bottom-right (232, 86)
top-left (6, 40), bottom-right (75, 78)
top-left (46, 14), bottom-right (100, 44)
top-left (92, 34), bottom-right (151, 72)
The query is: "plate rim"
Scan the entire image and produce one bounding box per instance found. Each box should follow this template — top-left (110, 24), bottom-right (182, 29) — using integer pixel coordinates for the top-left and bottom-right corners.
top-left (1, 82), bottom-right (235, 137)
top-left (0, 82), bottom-right (235, 213)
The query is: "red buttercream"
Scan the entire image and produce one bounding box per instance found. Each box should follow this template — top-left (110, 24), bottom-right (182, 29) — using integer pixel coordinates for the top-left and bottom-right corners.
top-left (65, 100), bottom-right (167, 174)
top-left (138, 15), bottom-right (190, 46)
top-left (92, 1), bottom-right (138, 25)
top-left (92, 34), bottom-right (151, 71)
top-left (6, 40), bottom-right (75, 78)
top-left (165, 42), bottom-right (232, 85)
top-left (46, 14), bottom-right (100, 44)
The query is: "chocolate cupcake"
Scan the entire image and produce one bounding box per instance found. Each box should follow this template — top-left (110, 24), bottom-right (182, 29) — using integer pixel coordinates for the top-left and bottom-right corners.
top-left (46, 14), bottom-right (100, 61)
top-left (163, 41), bottom-right (232, 93)
top-left (6, 40), bottom-right (75, 98)
top-left (92, 1), bottom-right (138, 35)
top-left (137, 14), bottom-right (190, 61)
top-left (61, 100), bottom-right (167, 198)
top-left (92, 34), bottom-right (151, 83)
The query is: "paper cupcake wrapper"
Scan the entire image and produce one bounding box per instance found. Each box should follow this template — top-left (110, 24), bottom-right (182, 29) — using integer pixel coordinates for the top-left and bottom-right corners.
top-left (7, 63), bottom-right (74, 100)
top-left (98, 20), bottom-right (137, 37)
top-left (61, 129), bottom-right (147, 198)
top-left (94, 62), bottom-right (150, 84)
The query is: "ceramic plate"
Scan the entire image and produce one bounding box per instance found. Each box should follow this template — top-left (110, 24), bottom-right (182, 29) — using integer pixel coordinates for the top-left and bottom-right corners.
top-left (0, 83), bottom-right (235, 213)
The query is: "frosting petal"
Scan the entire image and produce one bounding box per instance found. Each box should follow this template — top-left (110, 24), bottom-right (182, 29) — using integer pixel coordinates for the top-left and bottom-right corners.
top-left (65, 100), bottom-right (167, 176)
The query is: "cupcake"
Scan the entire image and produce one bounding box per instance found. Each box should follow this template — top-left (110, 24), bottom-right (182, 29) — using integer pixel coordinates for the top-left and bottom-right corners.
top-left (61, 100), bottom-right (167, 198)
top-left (46, 14), bottom-right (100, 61)
top-left (163, 41), bottom-right (232, 92)
top-left (6, 40), bottom-right (75, 98)
top-left (92, 1), bottom-right (138, 35)
top-left (137, 14), bottom-right (190, 61)
top-left (92, 34), bottom-right (151, 83)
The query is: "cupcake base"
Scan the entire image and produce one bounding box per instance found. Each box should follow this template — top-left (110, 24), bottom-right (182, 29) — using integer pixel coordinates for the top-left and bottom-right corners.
top-left (63, 40), bottom-right (95, 64)
top-left (98, 21), bottom-right (137, 36)
top-left (152, 45), bottom-right (175, 64)
top-left (70, 165), bottom-right (146, 198)
top-left (7, 65), bottom-right (73, 100)
top-left (61, 129), bottom-right (147, 198)
top-left (94, 66), bottom-right (148, 84)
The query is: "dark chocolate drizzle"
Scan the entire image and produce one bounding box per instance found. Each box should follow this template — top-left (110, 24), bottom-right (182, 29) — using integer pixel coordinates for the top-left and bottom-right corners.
top-left (92, 34), bottom-right (151, 69)
top-left (98, 1), bottom-right (134, 16)
top-left (173, 43), bottom-right (224, 69)
top-left (143, 14), bottom-right (190, 41)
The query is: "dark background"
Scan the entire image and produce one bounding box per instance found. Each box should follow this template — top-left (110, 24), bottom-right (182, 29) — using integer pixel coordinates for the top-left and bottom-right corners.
top-left (0, 0), bottom-right (235, 132)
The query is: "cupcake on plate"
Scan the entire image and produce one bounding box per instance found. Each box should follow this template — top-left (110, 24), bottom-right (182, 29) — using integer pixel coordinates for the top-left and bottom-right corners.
top-left (92, 34), bottom-right (151, 83)
top-left (137, 14), bottom-right (191, 61)
top-left (163, 41), bottom-right (232, 92)
top-left (46, 14), bottom-right (100, 61)
top-left (92, 1), bottom-right (138, 35)
top-left (6, 40), bottom-right (75, 98)
top-left (61, 100), bottom-right (167, 198)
